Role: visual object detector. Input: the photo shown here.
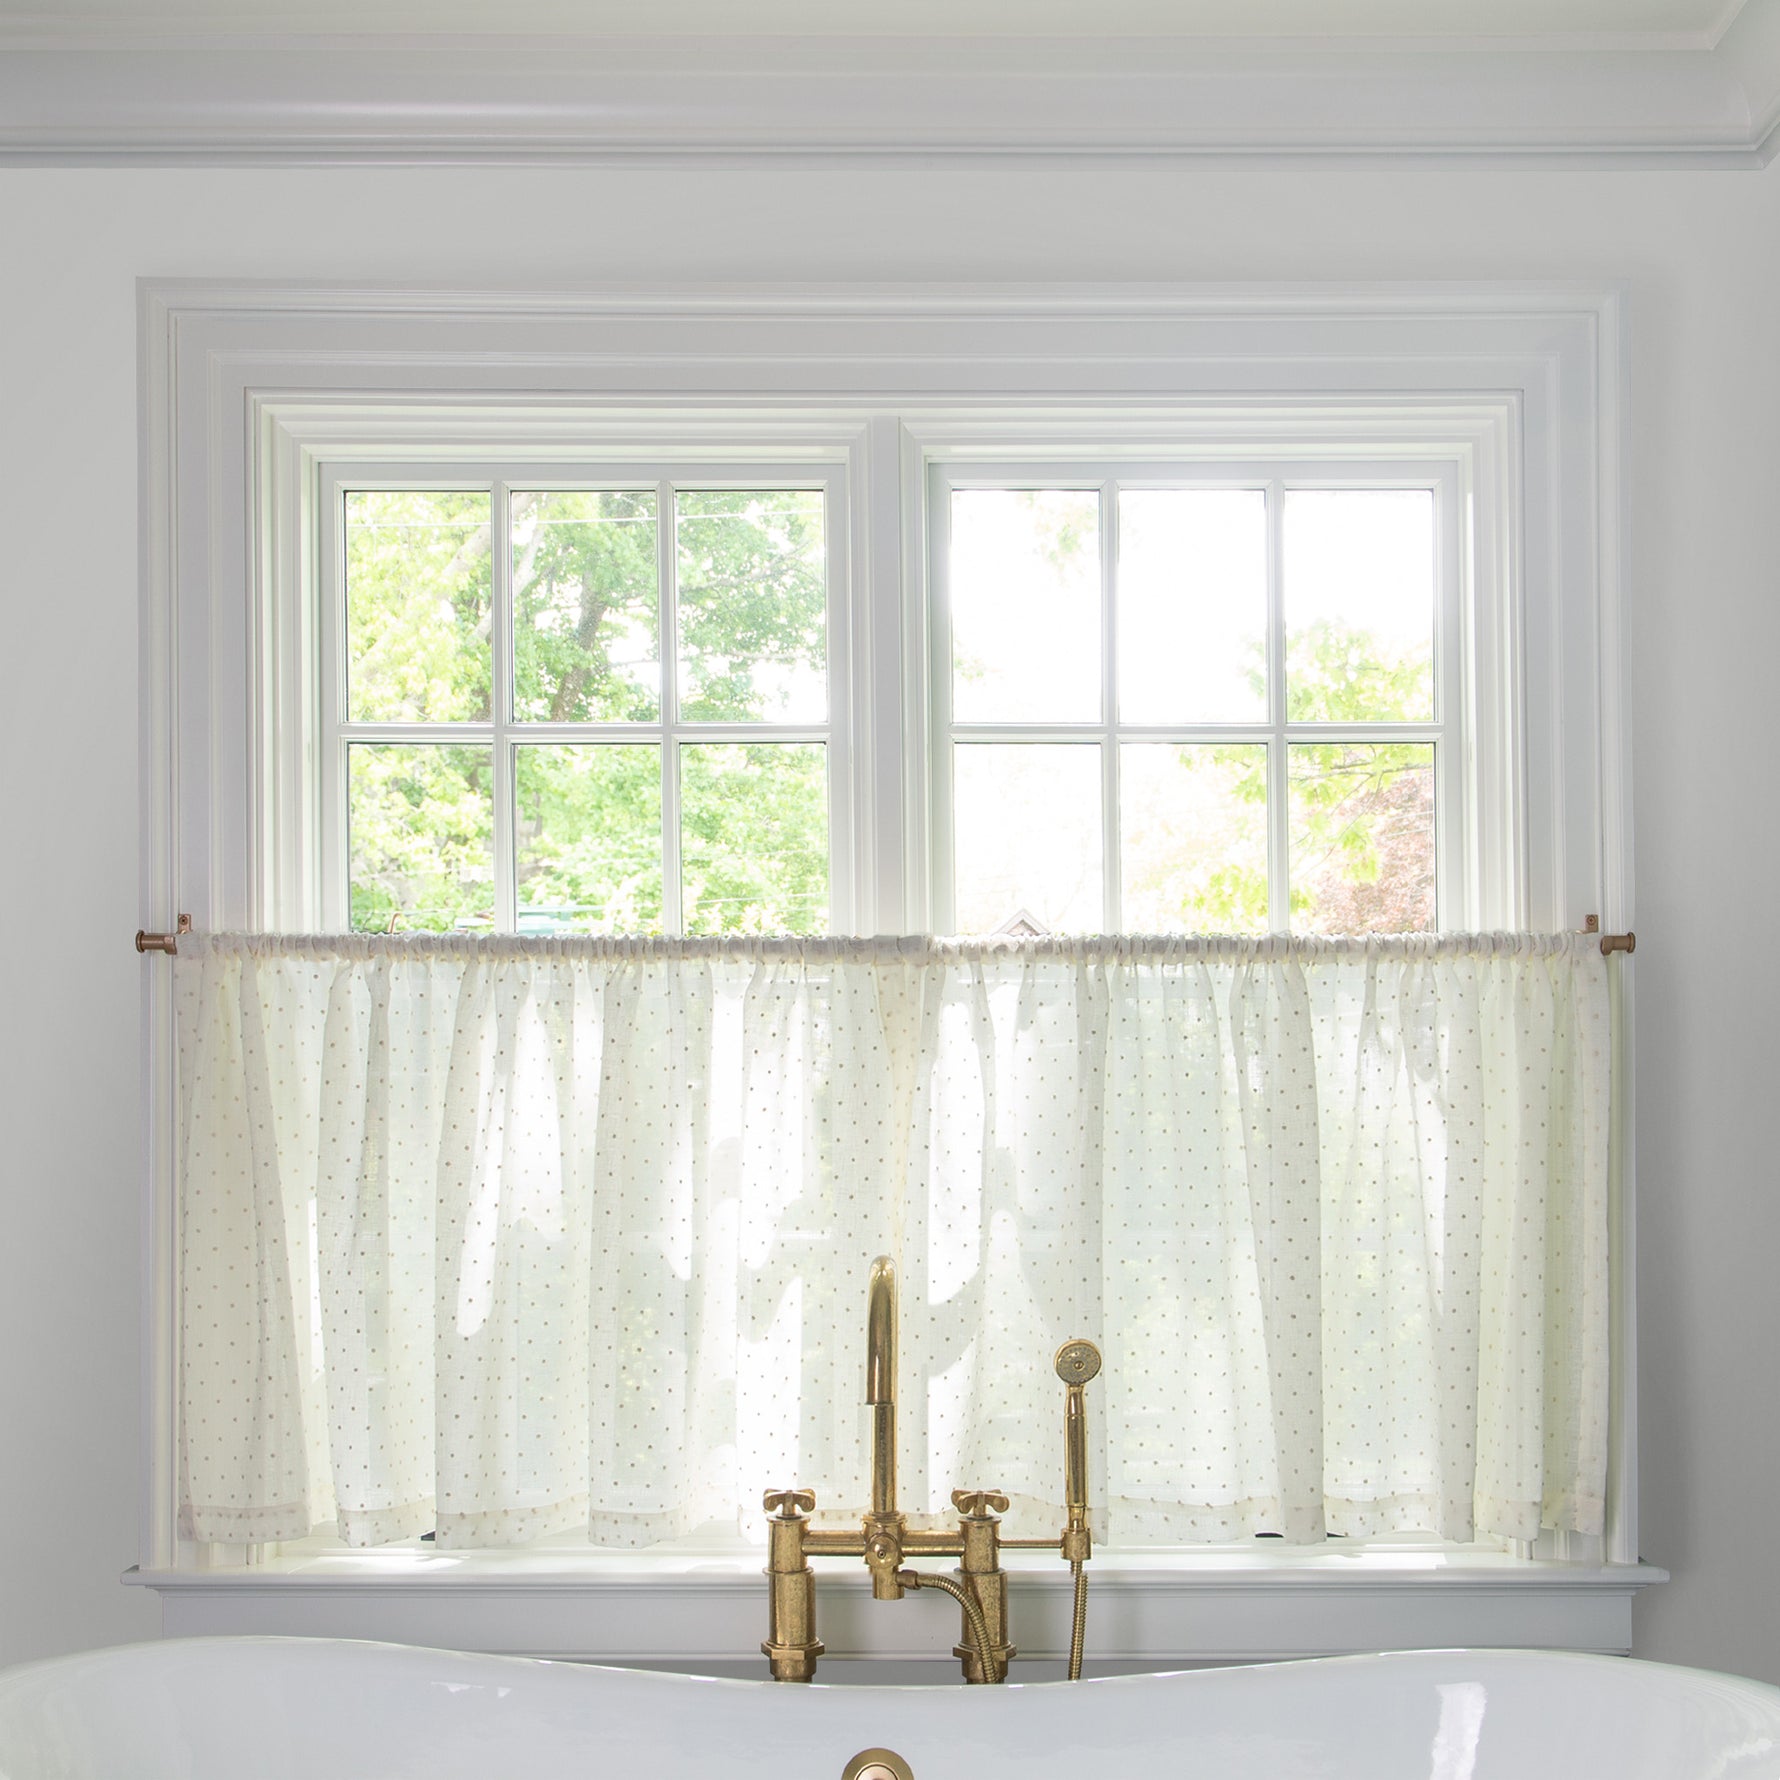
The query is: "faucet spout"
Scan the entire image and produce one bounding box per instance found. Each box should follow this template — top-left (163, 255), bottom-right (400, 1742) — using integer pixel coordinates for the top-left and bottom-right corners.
top-left (866, 1255), bottom-right (897, 1518)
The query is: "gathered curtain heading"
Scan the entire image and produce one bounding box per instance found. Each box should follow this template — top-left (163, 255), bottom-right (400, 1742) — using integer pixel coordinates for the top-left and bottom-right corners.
top-left (175, 931), bottom-right (1609, 1552)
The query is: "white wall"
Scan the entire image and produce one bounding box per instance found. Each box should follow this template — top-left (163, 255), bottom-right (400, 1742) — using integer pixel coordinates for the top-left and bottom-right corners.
top-left (1, 161), bottom-right (1776, 1678)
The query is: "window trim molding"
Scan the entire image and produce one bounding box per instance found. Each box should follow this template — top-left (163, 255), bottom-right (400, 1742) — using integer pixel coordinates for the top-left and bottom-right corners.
top-left (139, 279), bottom-right (1639, 1659)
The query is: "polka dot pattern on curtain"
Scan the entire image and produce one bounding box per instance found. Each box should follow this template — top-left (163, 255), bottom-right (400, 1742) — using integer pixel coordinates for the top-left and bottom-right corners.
top-left (174, 931), bottom-right (1610, 1552)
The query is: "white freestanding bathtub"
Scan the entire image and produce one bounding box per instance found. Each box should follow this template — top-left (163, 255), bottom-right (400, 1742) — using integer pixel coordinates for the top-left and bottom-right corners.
top-left (2, 1637), bottom-right (1778, 1779)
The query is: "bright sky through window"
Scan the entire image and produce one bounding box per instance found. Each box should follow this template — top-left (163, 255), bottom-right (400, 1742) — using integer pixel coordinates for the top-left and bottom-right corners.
top-left (943, 481), bottom-right (1439, 936)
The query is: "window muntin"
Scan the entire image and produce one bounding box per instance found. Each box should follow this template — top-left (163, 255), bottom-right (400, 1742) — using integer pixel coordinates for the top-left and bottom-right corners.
top-left (928, 466), bottom-right (1459, 936)
top-left (321, 473), bottom-right (841, 936)
top-left (318, 459), bottom-right (1466, 942)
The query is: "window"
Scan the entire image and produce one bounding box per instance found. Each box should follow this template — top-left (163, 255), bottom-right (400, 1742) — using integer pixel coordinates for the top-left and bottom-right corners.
top-left (930, 471), bottom-right (1455, 936)
top-left (314, 458), bottom-right (1480, 943)
top-left (326, 475), bottom-right (842, 935)
top-left (142, 285), bottom-right (1644, 1661)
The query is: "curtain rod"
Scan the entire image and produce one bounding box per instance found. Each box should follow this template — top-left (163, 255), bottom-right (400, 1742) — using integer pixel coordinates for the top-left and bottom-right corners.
top-left (1582, 915), bottom-right (1637, 955)
top-left (134, 914), bottom-right (190, 955)
top-left (135, 915), bottom-right (1637, 959)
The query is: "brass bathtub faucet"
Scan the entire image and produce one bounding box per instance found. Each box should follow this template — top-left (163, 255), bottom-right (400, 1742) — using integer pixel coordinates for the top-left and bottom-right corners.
top-left (761, 1255), bottom-right (1102, 1686)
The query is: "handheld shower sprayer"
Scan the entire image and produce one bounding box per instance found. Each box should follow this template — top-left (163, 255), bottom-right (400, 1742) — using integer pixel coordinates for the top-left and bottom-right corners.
top-left (1053, 1338), bottom-right (1102, 1681)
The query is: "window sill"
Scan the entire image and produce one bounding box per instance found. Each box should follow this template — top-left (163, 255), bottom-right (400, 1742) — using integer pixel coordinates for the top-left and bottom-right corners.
top-left (126, 1548), bottom-right (1666, 1668)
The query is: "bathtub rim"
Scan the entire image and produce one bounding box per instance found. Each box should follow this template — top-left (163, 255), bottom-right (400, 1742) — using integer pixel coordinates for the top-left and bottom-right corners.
top-left (3, 1632), bottom-right (1769, 1704)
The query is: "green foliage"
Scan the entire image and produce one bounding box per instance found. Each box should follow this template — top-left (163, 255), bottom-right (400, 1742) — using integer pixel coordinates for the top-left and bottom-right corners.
top-left (682, 744), bottom-right (828, 935)
top-left (345, 491), bottom-right (493, 723)
top-left (1285, 617), bottom-right (1432, 725)
top-left (514, 745), bottom-right (664, 933)
top-left (1284, 740), bottom-right (1434, 933)
top-left (1138, 837), bottom-right (1275, 937)
top-left (513, 490), bottom-right (660, 724)
top-left (1116, 746), bottom-right (1271, 935)
top-left (1186, 620), bottom-right (1435, 935)
top-left (345, 487), bottom-right (830, 934)
top-left (677, 490), bottom-right (826, 722)
top-left (349, 744), bottom-right (494, 932)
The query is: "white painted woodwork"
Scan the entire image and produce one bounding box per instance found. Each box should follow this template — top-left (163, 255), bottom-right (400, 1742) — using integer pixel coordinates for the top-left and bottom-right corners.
top-left (0, 0), bottom-right (1750, 43)
top-left (130, 1547), bottom-right (1665, 1664)
top-left (134, 281), bottom-right (1634, 1661)
top-left (0, 9), bottom-right (1775, 165)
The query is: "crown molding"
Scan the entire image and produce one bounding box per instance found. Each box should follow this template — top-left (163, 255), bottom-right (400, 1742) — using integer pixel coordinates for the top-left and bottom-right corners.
top-left (2, 12), bottom-right (1777, 167)
top-left (1722, 0), bottom-right (1780, 146)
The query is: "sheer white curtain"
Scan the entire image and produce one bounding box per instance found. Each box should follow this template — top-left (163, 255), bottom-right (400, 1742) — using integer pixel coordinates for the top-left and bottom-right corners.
top-left (175, 933), bottom-right (1609, 1551)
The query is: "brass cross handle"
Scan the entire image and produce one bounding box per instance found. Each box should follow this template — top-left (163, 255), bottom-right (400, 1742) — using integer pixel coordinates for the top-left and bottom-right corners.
top-left (764, 1489), bottom-right (817, 1519)
top-left (951, 1489), bottom-right (1010, 1519)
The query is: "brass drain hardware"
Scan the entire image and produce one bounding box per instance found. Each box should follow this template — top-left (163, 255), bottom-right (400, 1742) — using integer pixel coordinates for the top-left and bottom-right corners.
top-left (842, 1751), bottom-right (914, 1780)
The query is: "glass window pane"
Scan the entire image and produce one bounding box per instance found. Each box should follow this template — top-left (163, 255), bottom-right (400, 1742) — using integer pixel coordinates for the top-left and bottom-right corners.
top-left (681, 744), bottom-right (828, 934)
top-left (951, 490), bottom-right (1101, 723)
top-left (675, 490), bottom-right (826, 723)
top-left (1288, 742), bottom-right (1435, 934)
top-left (345, 491), bottom-right (492, 723)
top-left (1284, 490), bottom-right (1435, 723)
top-left (513, 491), bottom-right (659, 723)
top-left (349, 744), bottom-right (494, 932)
top-left (1121, 744), bottom-right (1269, 934)
top-left (1118, 491), bottom-right (1267, 724)
top-left (953, 744), bottom-right (1103, 934)
top-left (515, 745), bottom-right (662, 934)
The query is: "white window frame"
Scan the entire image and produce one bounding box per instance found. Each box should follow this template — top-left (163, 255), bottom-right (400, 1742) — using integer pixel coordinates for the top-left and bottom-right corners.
top-left (925, 457), bottom-right (1474, 935)
top-left (136, 282), bottom-right (1653, 1665)
top-left (313, 460), bottom-right (858, 936)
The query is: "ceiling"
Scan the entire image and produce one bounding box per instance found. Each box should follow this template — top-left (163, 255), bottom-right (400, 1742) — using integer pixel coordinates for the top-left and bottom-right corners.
top-left (0, 0), bottom-right (1752, 42)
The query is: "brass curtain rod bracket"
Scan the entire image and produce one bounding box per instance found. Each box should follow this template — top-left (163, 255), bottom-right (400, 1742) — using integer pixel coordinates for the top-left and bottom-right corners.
top-left (1582, 915), bottom-right (1636, 956)
top-left (136, 914), bottom-right (192, 956)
